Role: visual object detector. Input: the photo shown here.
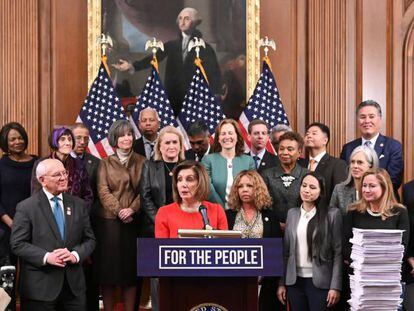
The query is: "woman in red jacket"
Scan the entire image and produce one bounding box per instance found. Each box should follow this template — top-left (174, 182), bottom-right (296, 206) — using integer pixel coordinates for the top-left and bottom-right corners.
top-left (155, 161), bottom-right (228, 238)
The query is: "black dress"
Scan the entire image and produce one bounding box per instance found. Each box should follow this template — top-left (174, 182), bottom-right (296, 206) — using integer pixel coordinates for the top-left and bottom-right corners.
top-left (0, 155), bottom-right (37, 264)
top-left (226, 208), bottom-right (284, 311)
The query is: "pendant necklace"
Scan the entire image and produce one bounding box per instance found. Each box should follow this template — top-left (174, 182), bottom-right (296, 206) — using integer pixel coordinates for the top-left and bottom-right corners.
top-left (164, 162), bottom-right (177, 176)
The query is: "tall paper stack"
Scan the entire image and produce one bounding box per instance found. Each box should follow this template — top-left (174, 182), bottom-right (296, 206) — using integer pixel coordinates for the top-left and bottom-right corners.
top-left (348, 228), bottom-right (404, 311)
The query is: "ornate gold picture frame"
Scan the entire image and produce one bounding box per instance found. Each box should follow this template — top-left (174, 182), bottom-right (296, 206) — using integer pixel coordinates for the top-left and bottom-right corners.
top-left (87, 0), bottom-right (260, 105)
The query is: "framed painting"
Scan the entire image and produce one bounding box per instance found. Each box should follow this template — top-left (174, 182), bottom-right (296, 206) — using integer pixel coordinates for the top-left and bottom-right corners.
top-left (88, 0), bottom-right (260, 119)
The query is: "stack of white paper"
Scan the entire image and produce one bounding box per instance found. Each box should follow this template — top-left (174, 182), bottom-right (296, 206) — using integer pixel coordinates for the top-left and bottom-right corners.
top-left (348, 228), bottom-right (404, 311)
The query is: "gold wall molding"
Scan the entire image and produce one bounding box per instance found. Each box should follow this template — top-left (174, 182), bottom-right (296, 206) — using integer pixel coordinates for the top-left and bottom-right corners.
top-left (87, 0), bottom-right (101, 88)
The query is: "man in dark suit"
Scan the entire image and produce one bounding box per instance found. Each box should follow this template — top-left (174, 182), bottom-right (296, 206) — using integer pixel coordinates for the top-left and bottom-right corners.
top-left (247, 119), bottom-right (279, 173)
top-left (10, 159), bottom-right (95, 310)
top-left (132, 107), bottom-right (160, 160)
top-left (340, 100), bottom-right (404, 192)
top-left (185, 120), bottom-right (210, 162)
top-left (72, 123), bottom-right (100, 311)
top-left (304, 122), bottom-right (347, 205)
top-left (113, 7), bottom-right (221, 116)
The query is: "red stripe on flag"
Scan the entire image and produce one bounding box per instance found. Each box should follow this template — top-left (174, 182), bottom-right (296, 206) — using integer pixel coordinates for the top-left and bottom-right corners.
top-left (95, 141), bottom-right (109, 158)
top-left (266, 141), bottom-right (276, 154)
top-left (238, 119), bottom-right (251, 150)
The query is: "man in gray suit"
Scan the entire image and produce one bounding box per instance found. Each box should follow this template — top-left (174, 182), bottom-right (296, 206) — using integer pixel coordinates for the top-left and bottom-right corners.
top-left (11, 159), bottom-right (95, 310)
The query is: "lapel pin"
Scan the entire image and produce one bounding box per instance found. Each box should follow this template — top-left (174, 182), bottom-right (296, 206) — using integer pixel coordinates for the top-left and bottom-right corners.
top-left (66, 207), bottom-right (72, 216)
top-left (264, 217), bottom-right (269, 222)
top-left (380, 143), bottom-right (384, 147)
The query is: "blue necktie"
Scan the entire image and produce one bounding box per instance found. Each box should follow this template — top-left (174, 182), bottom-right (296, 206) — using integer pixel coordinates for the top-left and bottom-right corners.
top-left (52, 197), bottom-right (65, 239)
top-left (253, 156), bottom-right (260, 169)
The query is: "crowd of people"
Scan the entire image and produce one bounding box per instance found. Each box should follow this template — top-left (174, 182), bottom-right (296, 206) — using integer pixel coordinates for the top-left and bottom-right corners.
top-left (0, 99), bottom-right (413, 311)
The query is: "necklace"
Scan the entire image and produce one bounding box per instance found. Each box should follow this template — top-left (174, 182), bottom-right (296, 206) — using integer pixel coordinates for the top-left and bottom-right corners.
top-left (164, 162), bottom-right (177, 176)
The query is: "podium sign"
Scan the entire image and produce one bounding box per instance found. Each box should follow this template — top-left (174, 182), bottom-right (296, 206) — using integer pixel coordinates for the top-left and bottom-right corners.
top-left (137, 238), bottom-right (283, 277)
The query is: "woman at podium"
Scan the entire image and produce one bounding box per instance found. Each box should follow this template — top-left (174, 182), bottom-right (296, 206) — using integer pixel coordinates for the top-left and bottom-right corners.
top-left (277, 172), bottom-right (342, 310)
top-left (226, 170), bottom-right (282, 311)
top-left (155, 161), bottom-right (228, 238)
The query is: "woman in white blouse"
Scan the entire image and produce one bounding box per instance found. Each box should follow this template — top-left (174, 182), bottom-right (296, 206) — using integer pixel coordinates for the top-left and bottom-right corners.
top-left (277, 172), bottom-right (343, 311)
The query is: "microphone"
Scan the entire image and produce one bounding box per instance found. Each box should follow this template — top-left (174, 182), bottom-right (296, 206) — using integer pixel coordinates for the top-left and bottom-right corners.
top-left (199, 205), bottom-right (213, 230)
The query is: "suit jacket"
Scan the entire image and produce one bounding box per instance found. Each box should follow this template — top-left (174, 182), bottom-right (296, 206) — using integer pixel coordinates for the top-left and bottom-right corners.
top-left (10, 191), bottom-right (95, 301)
top-left (329, 182), bottom-right (357, 215)
top-left (140, 160), bottom-right (168, 237)
top-left (201, 153), bottom-right (256, 208)
top-left (226, 209), bottom-right (282, 238)
top-left (82, 152), bottom-right (101, 217)
top-left (132, 137), bottom-right (146, 158)
top-left (283, 207), bottom-right (342, 290)
top-left (303, 153), bottom-right (347, 206)
top-left (340, 134), bottom-right (404, 191)
top-left (185, 149), bottom-right (209, 162)
top-left (247, 151), bottom-right (279, 173)
top-left (261, 163), bottom-right (308, 223)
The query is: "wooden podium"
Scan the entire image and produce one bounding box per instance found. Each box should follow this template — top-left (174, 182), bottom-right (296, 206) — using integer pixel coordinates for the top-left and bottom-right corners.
top-left (137, 237), bottom-right (283, 311)
top-left (159, 277), bottom-right (257, 311)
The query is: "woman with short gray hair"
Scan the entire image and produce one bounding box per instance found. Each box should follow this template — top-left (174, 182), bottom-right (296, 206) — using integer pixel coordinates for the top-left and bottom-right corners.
top-left (96, 119), bottom-right (146, 311)
top-left (330, 146), bottom-right (379, 214)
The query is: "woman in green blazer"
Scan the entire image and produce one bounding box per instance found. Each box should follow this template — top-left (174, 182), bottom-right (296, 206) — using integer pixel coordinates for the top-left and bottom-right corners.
top-left (201, 119), bottom-right (255, 208)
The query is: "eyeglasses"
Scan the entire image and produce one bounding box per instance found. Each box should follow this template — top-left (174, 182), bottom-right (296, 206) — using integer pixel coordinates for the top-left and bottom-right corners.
top-left (45, 170), bottom-right (69, 178)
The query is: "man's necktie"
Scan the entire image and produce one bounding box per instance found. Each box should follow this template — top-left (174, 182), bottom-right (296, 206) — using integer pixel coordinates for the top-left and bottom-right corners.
top-left (253, 156), bottom-right (260, 169)
top-left (309, 159), bottom-right (316, 172)
top-left (146, 143), bottom-right (155, 160)
top-left (364, 141), bottom-right (372, 148)
top-left (52, 196), bottom-right (65, 239)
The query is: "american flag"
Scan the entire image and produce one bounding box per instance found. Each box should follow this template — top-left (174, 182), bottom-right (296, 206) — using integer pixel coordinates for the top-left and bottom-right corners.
top-left (77, 59), bottom-right (126, 158)
top-left (178, 60), bottom-right (225, 145)
top-left (239, 58), bottom-right (290, 153)
top-left (132, 65), bottom-right (178, 129)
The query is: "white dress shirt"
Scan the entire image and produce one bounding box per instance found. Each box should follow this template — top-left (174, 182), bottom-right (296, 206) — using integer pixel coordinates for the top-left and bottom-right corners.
top-left (42, 188), bottom-right (80, 264)
top-left (361, 133), bottom-right (379, 148)
top-left (296, 205), bottom-right (317, 277)
top-left (308, 150), bottom-right (326, 171)
top-left (250, 148), bottom-right (266, 167)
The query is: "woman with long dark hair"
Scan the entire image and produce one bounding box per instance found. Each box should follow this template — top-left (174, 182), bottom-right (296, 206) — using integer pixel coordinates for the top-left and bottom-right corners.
top-left (277, 172), bottom-right (342, 310)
